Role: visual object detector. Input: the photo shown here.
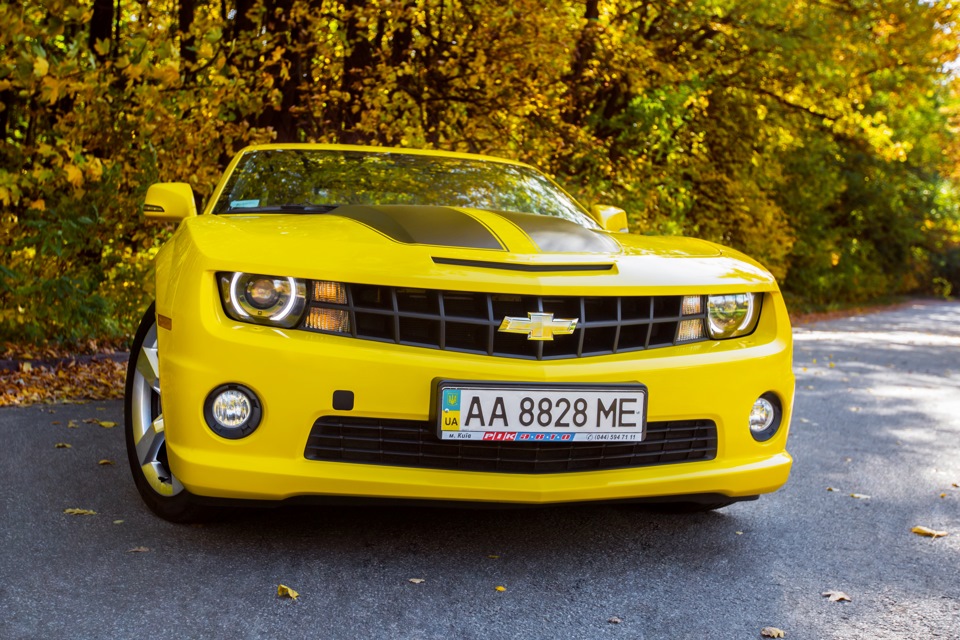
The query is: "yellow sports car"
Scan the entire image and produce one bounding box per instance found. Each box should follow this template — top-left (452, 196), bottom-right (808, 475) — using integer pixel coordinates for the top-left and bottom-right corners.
top-left (125, 144), bottom-right (793, 521)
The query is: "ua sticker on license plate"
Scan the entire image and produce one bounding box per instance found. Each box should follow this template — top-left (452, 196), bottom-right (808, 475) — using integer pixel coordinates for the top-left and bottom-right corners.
top-left (436, 382), bottom-right (647, 442)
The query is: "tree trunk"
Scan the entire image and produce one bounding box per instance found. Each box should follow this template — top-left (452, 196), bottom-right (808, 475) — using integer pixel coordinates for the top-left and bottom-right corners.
top-left (89, 0), bottom-right (114, 61)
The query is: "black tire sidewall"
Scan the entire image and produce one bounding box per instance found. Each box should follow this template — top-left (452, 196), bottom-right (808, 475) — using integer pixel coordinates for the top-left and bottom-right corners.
top-left (124, 302), bottom-right (203, 522)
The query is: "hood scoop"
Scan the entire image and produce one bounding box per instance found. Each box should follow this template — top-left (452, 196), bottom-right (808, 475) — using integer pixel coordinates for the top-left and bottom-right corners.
top-left (432, 257), bottom-right (614, 272)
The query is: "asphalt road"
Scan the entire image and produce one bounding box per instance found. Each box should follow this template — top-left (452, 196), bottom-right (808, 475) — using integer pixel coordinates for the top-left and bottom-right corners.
top-left (2, 301), bottom-right (959, 639)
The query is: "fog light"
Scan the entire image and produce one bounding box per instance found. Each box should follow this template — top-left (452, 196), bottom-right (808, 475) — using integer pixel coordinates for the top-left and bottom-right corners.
top-left (304, 307), bottom-right (351, 333)
top-left (204, 384), bottom-right (262, 439)
top-left (681, 295), bottom-right (702, 315)
top-left (676, 318), bottom-right (705, 342)
top-left (749, 393), bottom-right (782, 442)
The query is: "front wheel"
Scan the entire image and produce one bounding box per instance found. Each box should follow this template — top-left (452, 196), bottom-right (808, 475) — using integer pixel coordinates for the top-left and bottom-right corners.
top-left (124, 303), bottom-right (205, 522)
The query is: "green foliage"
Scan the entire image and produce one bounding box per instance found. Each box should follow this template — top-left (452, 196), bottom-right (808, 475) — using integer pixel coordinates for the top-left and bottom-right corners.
top-left (1, 0), bottom-right (959, 345)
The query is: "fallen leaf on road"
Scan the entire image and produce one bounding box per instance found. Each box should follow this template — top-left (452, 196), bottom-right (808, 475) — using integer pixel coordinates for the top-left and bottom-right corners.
top-left (953, 483), bottom-right (958, 488)
top-left (828, 363), bottom-right (835, 368)
top-left (911, 525), bottom-right (948, 538)
top-left (277, 584), bottom-right (299, 600)
top-left (67, 420), bottom-right (78, 428)
top-left (608, 617), bottom-right (622, 624)
top-left (940, 493), bottom-right (947, 499)
top-left (826, 487), bottom-right (836, 492)
top-left (408, 578), bottom-right (425, 584)
top-left (51, 421), bottom-right (61, 425)
top-left (127, 547), bottom-right (150, 553)
top-left (849, 493), bottom-right (870, 500)
top-left (98, 459), bottom-right (114, 465)
top-left (495, 585), bottom-right (506, 592)
top-left (113, 520), bottom-right (124, 524)
top-left (487, 555), bottom-right (500, 559)
top-left (55, 442), bottom-right (72, 449)
top-left (736, 531), bottom-right (744, 535)
top-left (822, 590), bottom-right (851, 602)
top-left (761, 627), bottom-right (785, 638)
top-left (64, 508), bottom-right (96, 515)
top-left (97, 420), bottom-right (117, 428)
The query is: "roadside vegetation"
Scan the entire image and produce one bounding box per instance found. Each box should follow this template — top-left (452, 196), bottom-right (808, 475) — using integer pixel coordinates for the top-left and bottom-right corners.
top-left (2, 0), bottom-right (959, 349)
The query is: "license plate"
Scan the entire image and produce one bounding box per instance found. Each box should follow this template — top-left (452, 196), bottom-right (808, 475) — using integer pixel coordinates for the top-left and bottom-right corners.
top-left (435, 381), bottom-right (647, 442)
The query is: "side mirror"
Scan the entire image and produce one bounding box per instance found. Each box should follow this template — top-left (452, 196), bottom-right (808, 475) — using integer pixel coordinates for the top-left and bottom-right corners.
top-left (589, 204), bottom-right (629, 233)
top-left (143, 183), bottom-right (197, 221)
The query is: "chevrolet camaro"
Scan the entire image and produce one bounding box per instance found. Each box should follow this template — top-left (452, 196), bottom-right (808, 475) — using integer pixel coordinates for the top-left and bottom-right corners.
top-left (124, 144), bottom-right (794, 522)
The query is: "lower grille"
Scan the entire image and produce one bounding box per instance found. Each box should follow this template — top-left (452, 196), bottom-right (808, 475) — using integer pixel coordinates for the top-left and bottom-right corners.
top-left (305, 417), bottom-right (717, 474)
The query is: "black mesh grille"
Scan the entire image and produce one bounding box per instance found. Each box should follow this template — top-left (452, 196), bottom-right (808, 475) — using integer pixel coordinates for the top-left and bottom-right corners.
top-left (301, 284), bottom-right (706, 360)
top-left (305, 417), bottom-right (718, 474)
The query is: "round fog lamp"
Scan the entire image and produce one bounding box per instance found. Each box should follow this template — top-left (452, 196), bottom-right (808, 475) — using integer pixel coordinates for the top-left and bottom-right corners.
top-left (750, 398), bottom-right (775, 432)
top-left (748, 393), bottom-right (782, 442)
top-left (204, 384), bottom-right (262, 439)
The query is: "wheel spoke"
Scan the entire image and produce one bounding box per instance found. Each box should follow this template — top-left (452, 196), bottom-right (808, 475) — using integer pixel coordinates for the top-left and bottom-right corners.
top-left (136, 415), bottom-right (165, 467)
top-left (136, 344), bottom-right (161, 395)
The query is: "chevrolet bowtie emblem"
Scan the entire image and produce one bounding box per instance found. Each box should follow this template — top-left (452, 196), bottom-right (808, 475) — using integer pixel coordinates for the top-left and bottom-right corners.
top-left (497, 312), bottom-right (579, 341)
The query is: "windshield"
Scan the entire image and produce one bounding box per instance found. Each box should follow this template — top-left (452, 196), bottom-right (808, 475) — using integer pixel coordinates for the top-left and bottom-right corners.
top-left (212, 149), bottom-right (599, 229)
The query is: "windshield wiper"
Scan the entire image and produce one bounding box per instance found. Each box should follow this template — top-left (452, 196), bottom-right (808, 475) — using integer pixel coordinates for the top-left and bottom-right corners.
top-left (224, 204), bottom-right (341, 214)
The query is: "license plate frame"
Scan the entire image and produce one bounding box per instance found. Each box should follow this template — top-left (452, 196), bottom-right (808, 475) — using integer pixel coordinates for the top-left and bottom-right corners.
top-left (434, 380), bottom-right (648, 443)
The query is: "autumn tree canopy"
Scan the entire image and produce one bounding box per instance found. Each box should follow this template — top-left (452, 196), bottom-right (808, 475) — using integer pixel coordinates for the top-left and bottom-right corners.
top-left (2, 0), bottom-right (959, 344)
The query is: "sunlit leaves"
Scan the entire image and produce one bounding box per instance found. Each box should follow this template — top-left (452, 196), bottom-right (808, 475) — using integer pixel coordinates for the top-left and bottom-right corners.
top-left (1, 0), bottom-right (959, 348)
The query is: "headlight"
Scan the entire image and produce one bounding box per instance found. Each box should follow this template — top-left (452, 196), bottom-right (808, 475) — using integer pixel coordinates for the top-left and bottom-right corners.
top-left (218, 272), bottom-right (307, 328)
top-left (706, 293), bottom-right (761, 339)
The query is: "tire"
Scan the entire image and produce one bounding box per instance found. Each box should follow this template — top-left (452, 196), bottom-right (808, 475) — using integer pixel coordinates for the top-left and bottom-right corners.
top-left (124, 303), bottom-right (205, 522)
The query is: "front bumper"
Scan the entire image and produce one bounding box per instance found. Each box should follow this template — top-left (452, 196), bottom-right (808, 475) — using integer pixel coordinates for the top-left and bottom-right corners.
top-left (157, 279), bottom-right (795, 504)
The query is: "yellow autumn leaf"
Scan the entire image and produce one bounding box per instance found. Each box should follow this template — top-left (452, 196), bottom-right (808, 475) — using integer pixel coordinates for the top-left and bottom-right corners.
top-left (27, 198), bottom-right (46, 211)
top-left (277, 584), bottom-right (299, 600)
top-left (98, 420), bottom-right (117, 428)
top-left (761, 627), bottom-right (785, 638)
top-left (0, 79), bottom-right (11, 91)
top-left (93, 38), bottom-right (111, 57)
top-left (98, 459), bottom-right (114, 465)
top-left (64, 164), bottom-right (84, 188)
top-left (64, 508), bottom-right (97, 515)
top-left (911, 525), bottom-right (948, 538)
top-left (41, 75), bottom-right (62, 105)
top-left (33, 56), bottom-right (49, 77)
top-left (55, 442), bottom-right (72, 448)
top-left (85, 157), bottom-right (104, 182)
top-left (408, 578), bottom-right (426, 584)
top-left (849, 493), bottom-right (870, 500)
top-left (495, 585), bottom-right (506, 592)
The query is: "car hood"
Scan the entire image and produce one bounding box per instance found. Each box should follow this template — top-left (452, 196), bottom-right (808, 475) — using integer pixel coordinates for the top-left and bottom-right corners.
top-left (178, 205), bottom-right (777, 292)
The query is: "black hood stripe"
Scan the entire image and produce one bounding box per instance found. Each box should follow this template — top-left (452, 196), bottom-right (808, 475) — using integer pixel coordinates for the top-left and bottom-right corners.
top-left (333, 205), bottom-right (504, 250)
top-left (490, 210), bottom-right (620, 253)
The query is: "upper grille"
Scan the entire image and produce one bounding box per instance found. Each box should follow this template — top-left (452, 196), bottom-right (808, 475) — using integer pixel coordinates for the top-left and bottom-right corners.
top-left (300, 283), bottom-right (706, 360)
top-left (305, 416), bottom-right (718, 474)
